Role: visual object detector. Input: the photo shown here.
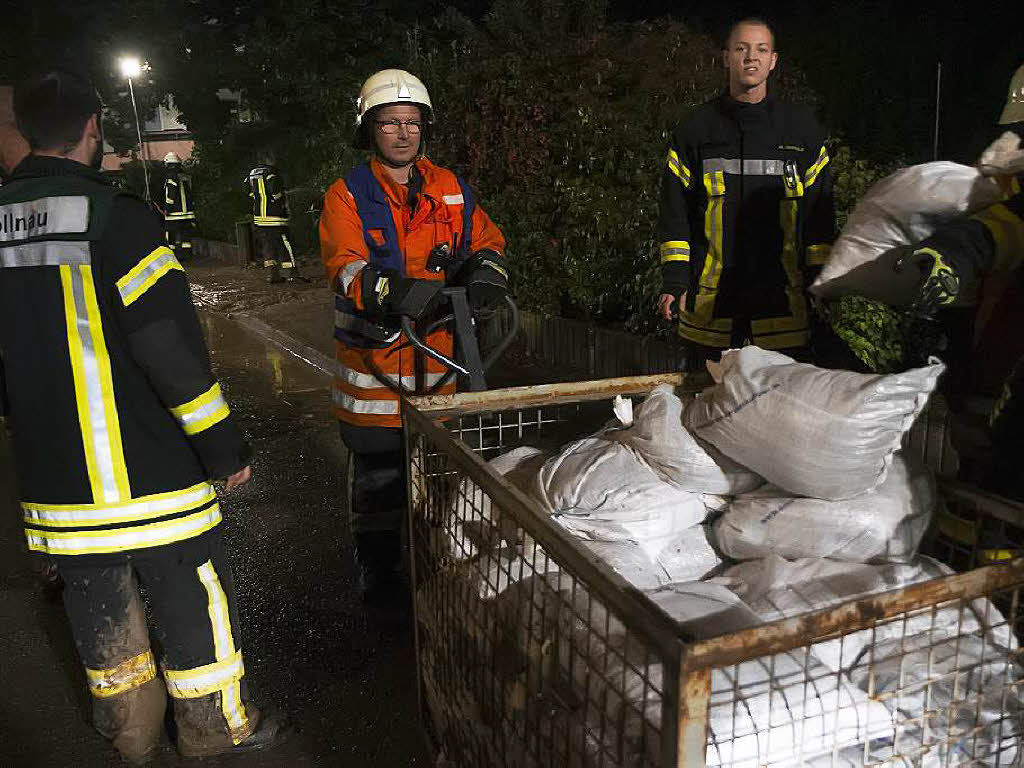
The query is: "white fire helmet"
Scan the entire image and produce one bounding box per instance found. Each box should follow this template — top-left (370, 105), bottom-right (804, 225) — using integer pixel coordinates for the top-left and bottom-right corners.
top-left (163, 152), bottom-right (181, 164)
top-left (355, 69), bottom-right (433, 129)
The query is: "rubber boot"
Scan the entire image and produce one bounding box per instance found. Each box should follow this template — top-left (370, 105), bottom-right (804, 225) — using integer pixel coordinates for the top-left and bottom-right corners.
top-left (175, 695), bottom-right (289, 757)
top-left (355, 531), bottom-right (410, 623)
top-left (94, 677), bottom-right (167, 765)
top-left (265, 263), bottom-right (282, 283)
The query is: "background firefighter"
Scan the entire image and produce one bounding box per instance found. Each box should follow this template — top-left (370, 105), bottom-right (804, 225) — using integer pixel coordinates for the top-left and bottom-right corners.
top-left (244, 159), bottom-right (299, 282)
top-left (656, 17), bottom-right (835, 367)
top-left (319, 69), bottom-right (508, 607)
top-left (0, 70), bottom-right (286, 762)
top-left (162, 151), bottom-right (196, 259)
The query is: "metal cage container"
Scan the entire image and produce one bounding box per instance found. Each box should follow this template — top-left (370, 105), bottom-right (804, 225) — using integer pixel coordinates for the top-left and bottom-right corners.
top-left (403, 374), bottom-right (1024, 768)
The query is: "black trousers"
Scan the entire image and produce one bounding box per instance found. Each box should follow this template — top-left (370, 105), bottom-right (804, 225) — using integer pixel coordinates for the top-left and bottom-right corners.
top-left (254, 226), bottom-right (296, 270)
top-left (57, 529), bottom-right (256, 750)
top-left (338, 422), bottom-right (406, 569)
top-left (165, 219), bottom-right (196, 257)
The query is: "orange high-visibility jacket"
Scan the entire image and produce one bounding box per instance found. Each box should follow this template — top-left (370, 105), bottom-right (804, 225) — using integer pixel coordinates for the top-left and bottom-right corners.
top-left (320, 157), bottom-right (505, 427)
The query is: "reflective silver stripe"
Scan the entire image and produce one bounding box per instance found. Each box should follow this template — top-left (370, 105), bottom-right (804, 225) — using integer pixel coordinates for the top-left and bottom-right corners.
top-left (117, 247), bottom-right (183, 306)
top-left (337, 361), bottom-right (446, 389)
top-left (25, 504), bottom-right (222, 556)
top-left (339, 260), bottom-right (365, 292)
top-left (22, 482), bottom-right (216, 528)
top-left (442, 194), bottom-right (464, 205)
top-left (170, 383), bottom-right (230, 435)
top-left (164, 650), bottom-right (244, 698)
top-left (702, 158), bottom-right (785, 176)
top-left (0, 240), bottom-right (91, 268)
top-left (331, 389), bottom-right (400, 415)
top-left (0, 196), bottom-right (89, 242)
top-left (65, 266), bottom-right (122, 504)
top-left (165, 212), bottom-right (196, 220)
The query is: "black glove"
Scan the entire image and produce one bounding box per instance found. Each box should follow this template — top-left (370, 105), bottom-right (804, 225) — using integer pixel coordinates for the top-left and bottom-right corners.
top-left (361, 268), bottom-right (443, 320)
top-left (456, 250), bottom-right (509, 312)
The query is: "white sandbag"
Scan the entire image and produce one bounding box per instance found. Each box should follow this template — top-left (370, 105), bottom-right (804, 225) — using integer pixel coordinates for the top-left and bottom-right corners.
top-left (810, 161), bottom-right (1005, 303)
top-left (609, 384), bottom-right (763, 495)
top-left (684, 347), bottom-right (944, 500)
top-left (714, 453), bottom-right (936, 562)
top-left (535, 434), bottom-right (708, 525)
top-left (655, 524), bottom-right (722, 583)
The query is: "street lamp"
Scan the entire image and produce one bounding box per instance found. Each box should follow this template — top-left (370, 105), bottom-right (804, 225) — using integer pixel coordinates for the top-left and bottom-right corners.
top-left (118, 56), bottom-right (150, 200)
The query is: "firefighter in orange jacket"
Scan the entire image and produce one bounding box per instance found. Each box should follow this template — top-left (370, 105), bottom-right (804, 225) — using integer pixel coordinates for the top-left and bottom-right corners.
top-left (319, 69), bottom-right (507, 602)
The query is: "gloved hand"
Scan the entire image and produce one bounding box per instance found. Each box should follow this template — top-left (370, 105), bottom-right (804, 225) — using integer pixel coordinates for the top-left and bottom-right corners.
top-left (457, 250), bottom-right (509, 312)
top-left (362, 268), bottom-right (443, 320)
top-left (893, 246), bottom-right (961, 317)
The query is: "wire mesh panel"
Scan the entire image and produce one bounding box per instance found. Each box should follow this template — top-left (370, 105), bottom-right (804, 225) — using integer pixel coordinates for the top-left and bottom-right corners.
top-left (405, 379), bottom-right (1024, 768)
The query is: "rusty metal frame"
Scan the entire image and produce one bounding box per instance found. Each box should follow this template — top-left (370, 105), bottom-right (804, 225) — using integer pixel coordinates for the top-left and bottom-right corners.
top-left (403, 375), bottom-right (1024, 768)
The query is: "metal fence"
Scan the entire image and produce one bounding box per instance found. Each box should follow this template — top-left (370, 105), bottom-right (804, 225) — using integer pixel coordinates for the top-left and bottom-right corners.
top-left (404, 375), bottom-right (1024, 768)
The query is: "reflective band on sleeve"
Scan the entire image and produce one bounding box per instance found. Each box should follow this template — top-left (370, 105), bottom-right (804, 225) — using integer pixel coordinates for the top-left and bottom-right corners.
top-left (332, 389), bottom-right (400, 415)
top-left (22, 482), bottom-right (216, 528)
top-left (479, 259), bottom-right (508, 280)
top-left (0, 240), bottom-right (91, 268)
top-left (117, 246), bottom-right (184, 306)
top-left (253, 216), bottom-right (289, 226)
top-left (702, 158), bottom-right (785, 176)
top-left (61, 265), bottom-right (130, 504)
top-left (164, 212), bottom-right (196, 221)
top-left (804, 147), bottom-right (830, 187)
top-left (339, 260), bottom-right (366, 292)
top-left (806, 243), bottom-right (832, 266)
top-left (667, 149), bottom-right (692, 187)
top-left (86, 650), bottom-right (157, 698)
top-left (660, 240), bottom-right (690, 263)
top-left (336, 362), bottom-right (446, 390)
top-left (442, 194), bottom-right (465, 205)
top-left (170, 383), bottom-right (230, 436)
top-left (164, 649), bottom-right (244, 699)
top-left (0, 195), bottom-right (89, 242)
top-left (25, 504), bottom-right (222, 556)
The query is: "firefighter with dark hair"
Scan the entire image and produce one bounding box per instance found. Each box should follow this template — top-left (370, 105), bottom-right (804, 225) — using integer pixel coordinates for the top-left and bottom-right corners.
top-left (244, 159), bottom-right (299, 282)
top-left (320, 69), bottom-right (507, 606)
top-left (0, 69), bottom-right (287, 761)
top-left (656, 17), bottom-right (835, 366)
top-left (162, 151), bottom-right (196, 258)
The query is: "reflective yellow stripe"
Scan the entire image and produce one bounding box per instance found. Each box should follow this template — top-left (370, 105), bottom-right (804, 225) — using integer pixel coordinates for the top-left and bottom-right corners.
top-left (164, 650), bottom-right (244, 698)
top-left (257, 177), bottom-right (267, 220)
top-left (180, 180), bottom-right (189, 215)
top-left (25, 504), bottom-right (222, 555)
top-left (678, 291), bottom-right (732, 347)
top-left (806, 243), bottom-right (832, 266)
top-left (86, 650), bottom-right (157, 698)
top-left (667, 149), bottom-right (692, 188)
top-left (253, 215), bottom-right (289, 226)
top-left (699, 171), bottom-right (725, 289)
top-left (60, 265), bottom-right (130, 504)
top-left (117, 246), bottom-right (184, 306)
top-left (197, 561), bottom-right (250, 743)
top-left (165, 212), bottom-right (196, 221)
top-left (22, 482), bottom-right (216, 528)
top-left (976, 203), bottom-right (1024, 271)
top-left (804, 146), bottom-right (830, 188)
top-left (659, 240), bottom-right (690, 263)
top-left (170, 383), bottom-right (230, 436)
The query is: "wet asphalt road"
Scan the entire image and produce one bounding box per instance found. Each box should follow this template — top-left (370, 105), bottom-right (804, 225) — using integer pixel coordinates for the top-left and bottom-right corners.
top-left (0, 311), bottom-right (431, 767)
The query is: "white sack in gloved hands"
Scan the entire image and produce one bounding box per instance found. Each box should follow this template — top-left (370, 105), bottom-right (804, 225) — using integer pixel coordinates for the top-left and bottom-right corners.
top-left (609, 384), bottom-right (763, 495)
top-left (714, 453), bottom-right (937, 562)
top-left (684, 347), bottom-right (944, 500)
top-left (810, 161), bottom-right (1005, 303)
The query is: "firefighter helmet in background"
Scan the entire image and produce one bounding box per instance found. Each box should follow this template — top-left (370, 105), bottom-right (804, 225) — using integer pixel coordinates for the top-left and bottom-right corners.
top-left (999, 62), bottom-right (1024, 126)
top-left (163, 152), bottom-right (181, 165)
top-left (353, 69), bottom-right (433, 149)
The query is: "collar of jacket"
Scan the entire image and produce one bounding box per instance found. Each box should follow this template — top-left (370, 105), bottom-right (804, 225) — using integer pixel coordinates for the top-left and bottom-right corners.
top-left (720, 92), bottom-right (776, 116)
top-left (369, 156), bottom-right (440, 207)
top-left (9, 154), bottom-right (109, 186)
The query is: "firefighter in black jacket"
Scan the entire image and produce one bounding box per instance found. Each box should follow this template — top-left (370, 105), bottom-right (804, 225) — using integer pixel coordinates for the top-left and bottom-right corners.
top-left (244, 161), bottom-right (298, 282)
top-left (0, 71), bottom-right (286, 762)
top-left (162, 151), bottom-right (196, 258)
top-left (656, 18), bottom-right (835, 364)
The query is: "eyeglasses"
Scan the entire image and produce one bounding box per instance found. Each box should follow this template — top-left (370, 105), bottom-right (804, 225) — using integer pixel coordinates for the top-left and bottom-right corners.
top-left (375, 119), bottom-right (422, 135)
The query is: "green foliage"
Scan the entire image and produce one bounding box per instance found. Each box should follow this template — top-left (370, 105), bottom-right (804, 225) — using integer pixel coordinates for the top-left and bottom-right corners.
top-left (823, 295), bottom-right (905, 374)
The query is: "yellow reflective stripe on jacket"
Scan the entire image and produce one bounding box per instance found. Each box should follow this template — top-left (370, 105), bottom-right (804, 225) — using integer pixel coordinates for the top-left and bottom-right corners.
top-left (86, 650), bottom-right (157, 698)
top-left (165, 178), bottom-right (177, 206)
top-left (975, 203), bottom-right (1024, 271)
top-left (25, 503), bottom-right (222, 556)
top-left (22, 481), bottom-right (216, 528)
top-left (60, 264), bottom-right (131, 504)
top-left (699, 171), bottom-right (726, 289)
top-left (659, 240), bottom-right (690, 263)
top-left (667, 149), bottom-right (691, 188)
top-left (164, 649), bottom-right (244, 699)
top-left (253, 215), bottom-right (289, 226)
top-left (751, 287), bottom-right (810, 349)
top-left (165, 212), bottom-right (196, 221)
top-left (806, 243), bottom-right (832, 266)
top-left (804, 146), bottom-right (830, 188)
top-left (197, 561), bottom-right (250, 741)
top-left (257, 177), bottom-right (267, 220)
top-left (678, 290), bottom-right (732, 347)
top-left (116, 246), bottom-right (183, 307)
top-left (170, 383), bottom-right (230, 436)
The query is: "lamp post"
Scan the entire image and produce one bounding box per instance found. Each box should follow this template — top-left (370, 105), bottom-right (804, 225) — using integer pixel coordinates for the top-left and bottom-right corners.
top-left (118, 56), bottom-right (150, 200)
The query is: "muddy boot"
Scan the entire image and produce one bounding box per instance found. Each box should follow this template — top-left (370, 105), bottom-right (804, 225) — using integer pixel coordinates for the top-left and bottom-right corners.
top-left (94, 676), bottom-right (168, 765)
top-left (355, 531), bottom-right (410, 622)
top-left (264, 261), bottom-right (282, 283)
top-left (174, 695), bottom-right (289, 757)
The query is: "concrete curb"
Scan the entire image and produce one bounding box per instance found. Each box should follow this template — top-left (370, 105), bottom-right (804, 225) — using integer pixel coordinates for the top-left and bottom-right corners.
top-left (229, 312), bottom-right (334, 384)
